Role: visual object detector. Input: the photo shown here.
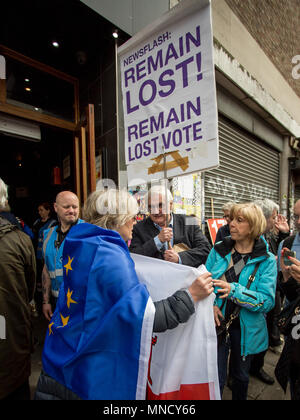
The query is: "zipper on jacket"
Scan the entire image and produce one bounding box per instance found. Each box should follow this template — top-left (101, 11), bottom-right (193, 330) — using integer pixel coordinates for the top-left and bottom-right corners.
top-left (242, 292), bottom-right (257, 300)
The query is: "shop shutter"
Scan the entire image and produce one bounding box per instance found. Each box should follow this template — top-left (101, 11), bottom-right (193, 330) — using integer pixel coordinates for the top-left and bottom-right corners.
top-left (204, 116), bottom-right (280, 219)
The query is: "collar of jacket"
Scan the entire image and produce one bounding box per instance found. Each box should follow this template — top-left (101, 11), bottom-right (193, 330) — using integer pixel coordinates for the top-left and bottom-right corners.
top-left (0, 216), bottom-right (17, 238)
top-left (214, 235), bottom-right (269, 260)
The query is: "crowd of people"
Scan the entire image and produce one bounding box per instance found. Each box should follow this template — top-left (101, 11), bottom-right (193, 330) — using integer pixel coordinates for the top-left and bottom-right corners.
top-left (1, 176), bottom-right (300, 401)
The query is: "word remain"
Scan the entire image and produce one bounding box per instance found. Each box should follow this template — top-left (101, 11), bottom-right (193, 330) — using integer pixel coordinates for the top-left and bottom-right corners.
top-left (124, 26), bottom-right (201, 87)
top-left (127, 96), bottom-right (201, 142)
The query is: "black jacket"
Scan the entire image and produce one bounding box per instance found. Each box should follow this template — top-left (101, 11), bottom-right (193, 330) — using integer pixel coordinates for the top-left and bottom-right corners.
top-left (130, 214), bottom-right (211, 267)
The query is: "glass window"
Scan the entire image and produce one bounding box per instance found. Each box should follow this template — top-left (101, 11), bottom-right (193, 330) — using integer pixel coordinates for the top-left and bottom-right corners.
top-left (5, 56), bottom-right (76, 122)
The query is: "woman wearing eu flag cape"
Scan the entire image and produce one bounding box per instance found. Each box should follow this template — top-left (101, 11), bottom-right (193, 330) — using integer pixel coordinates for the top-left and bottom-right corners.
top-left (35, 189), bottom-right (214, 400)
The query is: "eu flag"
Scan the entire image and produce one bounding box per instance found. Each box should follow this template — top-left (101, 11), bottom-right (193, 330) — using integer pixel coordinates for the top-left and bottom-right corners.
top-left (42, 223), bottom-right (155, 400)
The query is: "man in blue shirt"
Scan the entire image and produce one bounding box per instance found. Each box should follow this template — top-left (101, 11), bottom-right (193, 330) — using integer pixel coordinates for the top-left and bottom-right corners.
top-left (42, 191), bottom-right (83, 321)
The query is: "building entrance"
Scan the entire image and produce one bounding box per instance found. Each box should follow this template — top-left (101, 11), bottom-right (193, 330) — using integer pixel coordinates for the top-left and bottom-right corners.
top-left (0, 126), bottom-right (74, 227)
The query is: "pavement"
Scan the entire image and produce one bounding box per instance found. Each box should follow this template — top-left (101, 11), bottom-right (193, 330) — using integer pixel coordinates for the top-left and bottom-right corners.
top-left (29, 316), bottom-right (291, 401)
top-left (222, 344), bottom-right (291, 400)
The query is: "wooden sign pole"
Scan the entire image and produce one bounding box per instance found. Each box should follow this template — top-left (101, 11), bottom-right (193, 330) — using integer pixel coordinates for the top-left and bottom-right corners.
top-left (163, 147), bottom-right (172, 249)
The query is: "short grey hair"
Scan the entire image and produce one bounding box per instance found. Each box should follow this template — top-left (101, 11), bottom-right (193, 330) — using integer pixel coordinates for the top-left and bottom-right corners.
top-left (0, 178), bottom-right (8, 210)
top-left (83, 189), bottom-right (139, 230)
top-left (253, 198), bottom-right (279, 220)
top-left (222, 201), bottom-right (236, 212)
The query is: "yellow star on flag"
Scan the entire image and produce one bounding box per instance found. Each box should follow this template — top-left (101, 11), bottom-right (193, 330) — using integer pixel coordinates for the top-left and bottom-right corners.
top-left (60, 313), bottom-right (70, 328)
top-left (67, 288), bottom-right (78, 308)
top-left (64, 256), bottom-right (74, 276)
top-left (48, 322), bottom-right (54, 336)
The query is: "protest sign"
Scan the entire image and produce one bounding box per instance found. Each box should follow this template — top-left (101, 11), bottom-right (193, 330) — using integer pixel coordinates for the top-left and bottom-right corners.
top-left (207, 218), bottom-right (226, 244)
top-left (118, 0), bottom-right (218, 186)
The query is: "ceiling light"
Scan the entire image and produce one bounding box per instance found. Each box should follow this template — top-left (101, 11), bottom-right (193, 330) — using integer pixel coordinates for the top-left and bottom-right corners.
top-left (52, 41), bottom-right (60, 48)
top-left (112, 30), bottom-right (118, 39)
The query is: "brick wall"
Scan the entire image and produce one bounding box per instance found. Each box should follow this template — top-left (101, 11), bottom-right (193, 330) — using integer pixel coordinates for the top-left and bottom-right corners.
top-left (224, 0), bottom-right (300, 98)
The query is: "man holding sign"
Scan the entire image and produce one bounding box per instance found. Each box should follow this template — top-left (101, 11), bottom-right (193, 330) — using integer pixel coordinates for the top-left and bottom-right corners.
top-left (130, 185), bottom-right (211, 267)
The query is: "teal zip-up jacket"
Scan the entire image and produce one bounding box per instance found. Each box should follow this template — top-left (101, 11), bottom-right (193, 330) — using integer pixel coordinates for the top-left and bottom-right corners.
top-left (206, 236), bottom-right (277, 357)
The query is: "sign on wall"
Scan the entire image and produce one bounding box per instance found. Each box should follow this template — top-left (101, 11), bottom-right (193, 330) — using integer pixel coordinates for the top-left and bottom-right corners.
top-left (118, 0), bottom-right (218, 186)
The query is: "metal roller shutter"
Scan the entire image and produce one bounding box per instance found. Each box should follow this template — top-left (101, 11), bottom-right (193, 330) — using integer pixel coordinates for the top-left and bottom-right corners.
top-left (204, 116), bottom-right (280, 219)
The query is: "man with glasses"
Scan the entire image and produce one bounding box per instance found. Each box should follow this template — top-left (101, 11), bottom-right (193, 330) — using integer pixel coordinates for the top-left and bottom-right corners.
top-left (129, 185), bottom-right (211, 267)
top-left (215, 201), bottom-right (236, 243)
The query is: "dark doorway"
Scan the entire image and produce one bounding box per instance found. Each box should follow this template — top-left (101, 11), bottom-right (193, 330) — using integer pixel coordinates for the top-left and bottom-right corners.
top-left (0, 126), bottom-right (74, 226)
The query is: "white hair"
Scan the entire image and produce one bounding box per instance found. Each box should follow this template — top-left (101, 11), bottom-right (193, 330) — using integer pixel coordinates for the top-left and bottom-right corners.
top-left (0, 178), bottom-right (8, 210)
top-left (222, 201), bottom-right (236, 212)
top-left (253, 198), bottom-right (279, 220)
top-left (83, 189), bottom-right (139, 230)
top-left (145, 185), bottom-right (173, 204)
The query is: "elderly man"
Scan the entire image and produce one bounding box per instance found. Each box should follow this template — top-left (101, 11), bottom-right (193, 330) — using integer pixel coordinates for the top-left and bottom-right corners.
top-left (275, 200), bottom-right (300, 399)
top-left (42, 191), bottom-right (84, 321)
top-left (129, 185), bottom-right (211, 267)
top-left (277, 199), bottom-right (300, 261)
top-left (0, 178), bottom-right (36, 400)
top-left (248, 198), bottom-right (290, 385)
top-left (215, 201), bottom-right (236, 243)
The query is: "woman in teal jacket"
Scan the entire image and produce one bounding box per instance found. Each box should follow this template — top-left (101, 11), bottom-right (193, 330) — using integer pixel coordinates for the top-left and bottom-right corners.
top-left (206, 202), bottom-right (277, 400)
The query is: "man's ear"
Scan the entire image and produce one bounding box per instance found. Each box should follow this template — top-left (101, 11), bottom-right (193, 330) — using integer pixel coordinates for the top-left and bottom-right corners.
top-left (54, 203), bottom-right (58, 213)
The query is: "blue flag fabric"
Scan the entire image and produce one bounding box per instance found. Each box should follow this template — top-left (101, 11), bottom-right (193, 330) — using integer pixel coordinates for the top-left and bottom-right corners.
top-left (42, 223), bottom-right (154, 400)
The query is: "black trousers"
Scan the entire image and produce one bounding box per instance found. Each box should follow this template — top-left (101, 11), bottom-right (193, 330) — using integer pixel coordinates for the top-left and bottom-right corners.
top-left (250, 290), bottom-right (282, 374)
top-left (1, 380), bottom-right (30, 401)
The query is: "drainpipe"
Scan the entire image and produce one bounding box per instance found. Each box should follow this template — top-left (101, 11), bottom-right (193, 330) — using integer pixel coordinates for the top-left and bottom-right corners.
top-left (279, 136), bottom-right (292, 218)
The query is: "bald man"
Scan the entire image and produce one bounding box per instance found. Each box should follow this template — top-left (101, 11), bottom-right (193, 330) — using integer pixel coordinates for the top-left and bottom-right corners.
top-left (42, 191), bottom-right (84, 320)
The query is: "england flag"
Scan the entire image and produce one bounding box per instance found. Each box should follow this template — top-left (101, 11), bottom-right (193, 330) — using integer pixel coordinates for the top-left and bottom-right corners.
top-left (132, 253), bottom-right (220, 400)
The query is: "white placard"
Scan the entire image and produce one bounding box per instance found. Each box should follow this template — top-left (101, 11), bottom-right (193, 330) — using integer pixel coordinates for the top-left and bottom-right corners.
top-left (118, 0), bottom-right (218, 186)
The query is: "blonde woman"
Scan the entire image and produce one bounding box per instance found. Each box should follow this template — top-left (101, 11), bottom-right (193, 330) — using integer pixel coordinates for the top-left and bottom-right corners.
top-left (206, 202), bottom-right (277, 400)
